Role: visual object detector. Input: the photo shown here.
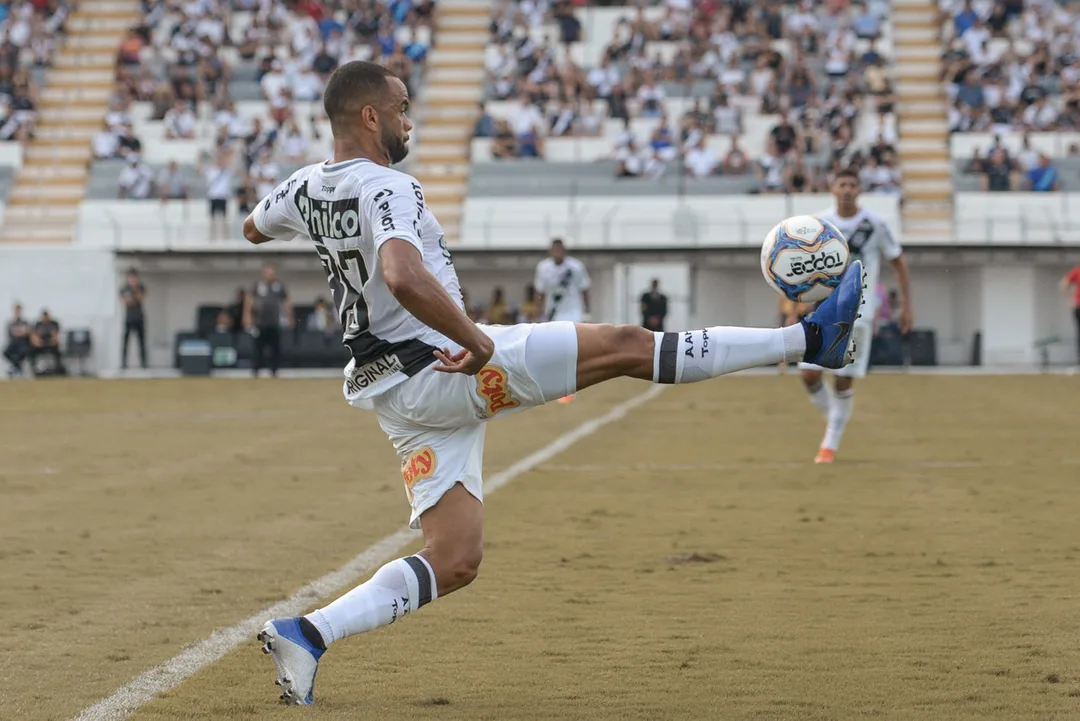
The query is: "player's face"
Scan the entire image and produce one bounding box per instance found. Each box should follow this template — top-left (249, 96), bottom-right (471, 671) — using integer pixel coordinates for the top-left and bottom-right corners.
top-left (831, 175), bottom-right (860, 208)
top-left (551, 243), bottom-right (566, 263)
top-left (381, 77), bottom-right (412, 165)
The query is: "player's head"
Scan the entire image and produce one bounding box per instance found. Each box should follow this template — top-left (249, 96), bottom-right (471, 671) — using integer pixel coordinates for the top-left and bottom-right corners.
top-left (262, 263), bottom-right (277, 281)
top-left (550, 238), bottom-right (566, 263)
top-left (13, 301), bottom-right (22, 317)
top-left (323, 61), bottom-right (412, 166)
top-left (830, 167), bottom-right (861, 212)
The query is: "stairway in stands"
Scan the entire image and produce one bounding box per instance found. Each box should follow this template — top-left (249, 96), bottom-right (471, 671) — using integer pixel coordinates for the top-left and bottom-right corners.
top-left (0, 0), bottom-right (139, 244)
top-left (892, 0), bottom-right (955, 241)
top-left (412, 0), bottom-right (487, 243)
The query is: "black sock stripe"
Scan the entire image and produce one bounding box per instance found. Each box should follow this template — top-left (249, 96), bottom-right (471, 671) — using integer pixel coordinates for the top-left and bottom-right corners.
top-left (403, 556), bottom-right (433, 608)
top-left (658, 332), bottom-right (679, 384)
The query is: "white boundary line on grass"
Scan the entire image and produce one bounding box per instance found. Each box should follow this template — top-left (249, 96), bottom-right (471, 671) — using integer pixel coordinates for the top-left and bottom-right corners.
top-left (72, 385), bottom-right (666, 721)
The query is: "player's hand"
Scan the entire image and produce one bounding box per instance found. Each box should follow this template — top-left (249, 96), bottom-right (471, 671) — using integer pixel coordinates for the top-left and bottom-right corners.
top-left (433, 340), bottom-right (494, 376)
top-left (899, 305), bottom-right (913, 334)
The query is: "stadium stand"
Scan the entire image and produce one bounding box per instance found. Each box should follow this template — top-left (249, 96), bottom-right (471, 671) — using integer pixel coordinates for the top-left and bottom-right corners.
top-left (11, 0), bottom-right (488, 246)
top-left (468, 0), bottom-right (943, 237)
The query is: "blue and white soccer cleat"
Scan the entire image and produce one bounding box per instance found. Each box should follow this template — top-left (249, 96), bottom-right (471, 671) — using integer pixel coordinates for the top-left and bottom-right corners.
top-left (800, 259), bottom-right (866, 369)
top-left (258, 617), bottom-right (326, 705)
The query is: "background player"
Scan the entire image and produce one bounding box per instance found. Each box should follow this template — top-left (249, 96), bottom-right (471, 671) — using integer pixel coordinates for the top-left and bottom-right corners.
top-left (533, 237), bottom-right (591, 401)
top-left (240, 61), bottom-right (865, 706)
top-left (798, 168), bottom-right (912, 464)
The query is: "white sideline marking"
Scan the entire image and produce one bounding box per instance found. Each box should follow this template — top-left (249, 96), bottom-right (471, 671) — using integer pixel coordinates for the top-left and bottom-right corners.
top-left (72, 385), bottom-right (666, 721)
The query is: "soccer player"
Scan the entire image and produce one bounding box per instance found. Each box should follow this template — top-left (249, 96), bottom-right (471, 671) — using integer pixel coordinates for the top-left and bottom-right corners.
top-left (797, 168), bottom-right (912, 464)
top-left (242, 61), bottom-right (866, 706)
top-left (534, 238), bottom-right (590, 402)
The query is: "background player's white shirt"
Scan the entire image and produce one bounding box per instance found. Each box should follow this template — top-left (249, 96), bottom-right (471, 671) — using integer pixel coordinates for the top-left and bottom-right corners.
top-left (534, 256), bottom-right (590, 321)
top-left (252, 157), bottom-right (462, 399)
top-left (817, 204), bottom-right (902, 322)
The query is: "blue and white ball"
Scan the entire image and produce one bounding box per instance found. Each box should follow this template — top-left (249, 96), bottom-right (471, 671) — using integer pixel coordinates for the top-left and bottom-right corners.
top-left (760, 215), bottom-right (850, 303)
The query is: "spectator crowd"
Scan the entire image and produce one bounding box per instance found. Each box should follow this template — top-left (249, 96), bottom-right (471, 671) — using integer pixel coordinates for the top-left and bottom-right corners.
top-left (102, 0), bottom-right (437, 210)
top-left (476, 0), bottom-right (901, 195)
top-left (0, 0), bottom-right (73, 143)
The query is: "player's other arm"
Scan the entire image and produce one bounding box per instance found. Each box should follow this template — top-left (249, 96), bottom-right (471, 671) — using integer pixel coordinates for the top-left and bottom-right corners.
top-left (243, 175), bottom-right (301, 245)
top-left (577, 261), bottom-right (592, 315)
top-left (1061, 268), bottom-right (1078, 295)
top-left (890, 254), bottom-right (913, 333)
top-left (380, 239), bottom-right (494, 373)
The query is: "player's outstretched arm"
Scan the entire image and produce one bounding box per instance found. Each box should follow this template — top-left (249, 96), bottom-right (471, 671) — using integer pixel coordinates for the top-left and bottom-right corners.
top-left (380, 238), bottom-right (493, 374)
top-left (242, 215), bottom-right (274, 245)
top-left (891, 254), bottom-right (913, 333)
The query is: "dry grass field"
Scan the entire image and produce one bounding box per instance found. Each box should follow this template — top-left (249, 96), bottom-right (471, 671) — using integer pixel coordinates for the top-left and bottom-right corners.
top-left (2, 374), bottom-right (1079, 720)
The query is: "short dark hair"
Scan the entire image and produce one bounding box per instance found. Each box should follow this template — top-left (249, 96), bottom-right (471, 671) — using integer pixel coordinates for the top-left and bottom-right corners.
top-left (834, 167), bottom-right (859, 182)
top-left (551, 238), bottom-right (565, 248)
top-left (323, 61), bottom-right (398, 126)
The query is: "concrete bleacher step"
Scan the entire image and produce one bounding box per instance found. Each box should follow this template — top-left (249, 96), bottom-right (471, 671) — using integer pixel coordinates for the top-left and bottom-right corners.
top-left (8, 185), bottom-right (85, 202)
top-left (902, 118), bottom-right (949, 133)
top-left (894, 26), bottom-right (939, 42)
top-left (896, 62), bottom-right (939, 80)
top-left (419, 124), bottom-right (473, 141)
top-left (427, 84), bottom-right (483, 102)
top-left (53, 53), bottom-right (116, 70)
top-left (439, 14), bottom-right (489, 29)
top-left (896, 45), bottom-right (941, 61)
top-left (417, 145), bottom-right (469, 163)
top-left (901, 158), bottom-right (951, 172)
top-left (903, 128), bottom-right (949, 142)
top-left (438, 0), bottom-right (491, 12)
top-left (892, 0), bottom-right (939, 7)
top-left (35, 127), bottom-right (98, 142)
top-left (429, 49), bottom-right (485, 65)
top-left (41, 87), bottom-right (112, 105)
top-left (23, 147), bottom-right (92, 165)
top-left (48, 70), bottom-right (115, 87)
top-left (902, 167), bottom-right (952, 181)
top-left (68, 17), bottom-right (134, 33)
top-left (429, 66), bottom-right (485, 82)
top-left (39, 107), bottom-right (105, 123)
top-left (18, 166), bottom-right (88, 182)
top-left (414, 164), bottom-right (469, 184)
top-left (63, 34), bottom-right (123, 49)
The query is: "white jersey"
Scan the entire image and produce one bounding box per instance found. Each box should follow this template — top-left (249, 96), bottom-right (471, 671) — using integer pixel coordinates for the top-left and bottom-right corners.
top-left (252, 157), bottom-right (462, 399)
top-left (817, 205), bottom-right (902, 319)
top-left (534, 256), bottom-right (591, 321)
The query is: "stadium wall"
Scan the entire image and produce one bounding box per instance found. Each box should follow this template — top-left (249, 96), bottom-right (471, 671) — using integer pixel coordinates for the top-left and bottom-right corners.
top-left (0, 245), bottom-right (118, 371)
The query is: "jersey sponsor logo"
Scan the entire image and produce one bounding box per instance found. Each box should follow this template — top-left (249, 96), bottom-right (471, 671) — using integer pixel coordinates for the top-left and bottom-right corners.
top-left (373, 188), bottom-right (396, 233)
top-left (296, 183), bottom-right (361, 240)
top-left (274, 178), bottom-right (298, 204)
top-left (345, 353), bottom-right (404, 394)
top-left (401, 446), bottom-right (436, 502)
top-left (476, 365), bottom-right (519, 416)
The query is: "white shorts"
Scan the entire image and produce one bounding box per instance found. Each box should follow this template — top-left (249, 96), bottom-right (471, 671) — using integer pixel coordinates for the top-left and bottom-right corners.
top-left (360, 322), bottom-right (579, 529)
top-left (798, 319), bottom-right (873, 378)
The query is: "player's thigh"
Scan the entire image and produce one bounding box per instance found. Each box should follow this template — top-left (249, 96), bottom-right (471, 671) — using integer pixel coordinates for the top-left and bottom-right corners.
top-left (474, 321), bottom-right (577, 410)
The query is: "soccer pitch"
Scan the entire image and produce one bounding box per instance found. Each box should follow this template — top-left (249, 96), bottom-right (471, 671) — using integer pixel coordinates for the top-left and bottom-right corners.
top-left (2, 375), bottom-right (1079, 720)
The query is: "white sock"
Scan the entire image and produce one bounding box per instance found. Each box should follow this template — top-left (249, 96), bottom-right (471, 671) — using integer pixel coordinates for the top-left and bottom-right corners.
top-left (822, 389), bottom-right (854, 451)
top-left (806, 381), bottom-right (834, 418)
top-left (652, 326), bottom-right (805, 383)
top-left (306, 555), bottom-right (438, 646)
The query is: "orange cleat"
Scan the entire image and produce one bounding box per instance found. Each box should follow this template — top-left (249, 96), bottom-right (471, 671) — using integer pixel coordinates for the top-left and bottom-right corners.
top-left (814, 448), bottom-right (835, 464)
top-left (557, 394), bottom-right (575, 404)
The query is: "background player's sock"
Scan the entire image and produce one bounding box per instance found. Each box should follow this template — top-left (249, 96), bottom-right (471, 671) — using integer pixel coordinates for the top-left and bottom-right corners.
top-left (305, 555), bottom-right (438, 646)
top-left (652, 326), bottom-right (805, 383)
top-left (806, 381), bottom-right (834, 418)
top-left (822, 389), bottom-right (854, 451)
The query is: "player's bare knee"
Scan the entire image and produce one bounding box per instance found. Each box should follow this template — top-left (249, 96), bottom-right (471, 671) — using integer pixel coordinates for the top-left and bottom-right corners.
top-left (422, 538), bottom-right (482, 592)
top-left (801, 369), bottom-right (822, 389)
top-left (610, 323), bottom-right (653, 369)
top-left (834, 377), bottom-right (854, 393)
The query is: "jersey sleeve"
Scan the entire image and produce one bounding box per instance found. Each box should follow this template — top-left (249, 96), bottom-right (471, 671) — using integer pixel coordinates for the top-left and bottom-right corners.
top-left (877, 214), bottom-right (903, 261)
top-left (1068, 267), bottom-right (1080, 284)
top-left (366, 174), bottom-right (425, 256)
top-left (252, 172), bottom-right (304, 241)
top-left (575, 259), bottom-right (592, 290)
top-left (533, 262), bottom-right (548, 293)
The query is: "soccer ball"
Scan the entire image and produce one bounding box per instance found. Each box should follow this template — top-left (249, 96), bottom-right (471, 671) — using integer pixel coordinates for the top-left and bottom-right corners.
top-left (760, 215), bottom-right (850, 303)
